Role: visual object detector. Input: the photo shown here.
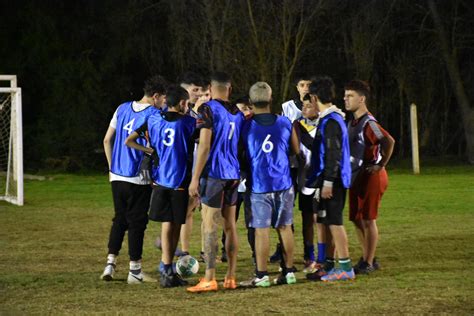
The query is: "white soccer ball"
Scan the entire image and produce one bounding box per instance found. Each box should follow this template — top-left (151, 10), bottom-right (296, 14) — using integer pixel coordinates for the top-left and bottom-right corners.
top-left (176, 255), bottom-right (199, 278)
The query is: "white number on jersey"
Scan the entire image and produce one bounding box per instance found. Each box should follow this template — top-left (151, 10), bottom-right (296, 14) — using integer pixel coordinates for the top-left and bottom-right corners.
top-left (123, 118), bottom-right (135, 135)
top-left (163, 128), bottom-right (175, 146)
top-left (228, 122), bottom-right (236, 140)
top-left (261, 134), bottom-right (274, 153)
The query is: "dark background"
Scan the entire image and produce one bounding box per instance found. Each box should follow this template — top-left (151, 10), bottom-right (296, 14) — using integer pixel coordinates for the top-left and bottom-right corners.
top-left (1, 0), bottom-right (473, 171)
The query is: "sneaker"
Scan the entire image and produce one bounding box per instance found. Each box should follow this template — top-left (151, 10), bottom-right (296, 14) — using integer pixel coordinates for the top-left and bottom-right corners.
top-left (273, 272), bottom-right (296, 285)
top-left (186, 278), bottom-right (218, 293)
top-left (306, 268), bottom-right (328, 281)
top-left (303, 260), bottom-right (322, 274)
top-left (321, 268), bottom-right (355, 282)
top-left (373, 257), bottom-right (380, 270)
top-left (223, 276), bottom-right (237, 289)
top-left (100, 263), bottom-right (116, 281)
top-left (240, 275), bottom-right (271, 288)
top-left (356, 261), bottom-right (376, 275)
top-left (160, 271), bottom-right (188, 288)
top-left (127, 271), bottom-right (157, 284)
top-left (269, 243), bottom-right (282, 263)
top-left (353, 257), bottom-right (364, 273)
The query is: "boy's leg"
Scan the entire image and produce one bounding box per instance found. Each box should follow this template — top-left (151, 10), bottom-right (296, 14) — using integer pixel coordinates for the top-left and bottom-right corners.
top-left (179, 196), bottom-right (198, 254)
top-left (202, 204), bottom-right (222, 281)
top-left (364, 219), bottom-right (378, 265)
top-left (255, 227), bottom-right (270, 272)
top-left (277, 225), bottom-right (294, 269)
top-left (222, 204), bottom-right (238, 279)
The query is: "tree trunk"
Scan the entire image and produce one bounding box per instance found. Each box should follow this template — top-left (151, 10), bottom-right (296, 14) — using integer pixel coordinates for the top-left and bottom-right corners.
top-left (428, 0), bottom-right (474, 163)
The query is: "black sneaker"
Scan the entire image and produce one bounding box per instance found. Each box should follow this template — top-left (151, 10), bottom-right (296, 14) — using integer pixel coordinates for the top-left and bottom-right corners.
top-left (354, 261), bottom-right (376, 275)
top-left (269, 243), bottom-right (282, 263)
top-left (373, 257), bottom-right (380, 270)
top-left (353, 257), bottom-right (364, 273)
top-left (160, 272), bottom-right (188, 288)
top-left (306, 269), bottom-right (328, 281)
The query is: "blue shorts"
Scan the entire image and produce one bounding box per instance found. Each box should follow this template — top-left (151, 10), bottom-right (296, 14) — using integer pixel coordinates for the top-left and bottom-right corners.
top-left (249, 187), bottom-right (294, 228)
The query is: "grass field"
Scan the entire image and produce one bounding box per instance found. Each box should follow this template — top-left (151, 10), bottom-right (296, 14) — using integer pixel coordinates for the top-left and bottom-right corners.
top-left (1, 165), bottom-right (473, 314)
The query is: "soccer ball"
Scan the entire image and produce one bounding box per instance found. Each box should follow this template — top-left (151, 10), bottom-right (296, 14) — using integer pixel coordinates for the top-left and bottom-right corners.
top-left (176, 255), bottom-right (199, 278)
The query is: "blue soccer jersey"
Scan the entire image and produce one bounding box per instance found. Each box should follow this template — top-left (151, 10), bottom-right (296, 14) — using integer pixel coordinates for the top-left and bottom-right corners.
top-left (204, 99), bottom-right (245, 180)
top-left (147, 113), bottom-right (196, 189)
top-left (111, 102), bottom-right (159, 177)
top-left (241, 114), bottom-right (293, 193)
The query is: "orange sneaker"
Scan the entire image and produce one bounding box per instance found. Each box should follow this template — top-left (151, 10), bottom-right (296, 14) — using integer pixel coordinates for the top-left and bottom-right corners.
top-left (186, 278), bottom-right (218, 293)
top-left (223, 276), bottom-right (237, 289)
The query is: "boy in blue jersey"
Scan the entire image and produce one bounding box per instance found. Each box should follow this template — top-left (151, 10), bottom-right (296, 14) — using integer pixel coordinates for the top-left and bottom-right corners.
top-left (187, 72), bottom-right (244, 292)
top-left (305, 77), bottom-right (355, 281)
top-left (125, 86), bottom-right (197, 288)
top-left (101, 75), bottom-right (167, 284)
top-left (241, 82), bottom-right (300, 287)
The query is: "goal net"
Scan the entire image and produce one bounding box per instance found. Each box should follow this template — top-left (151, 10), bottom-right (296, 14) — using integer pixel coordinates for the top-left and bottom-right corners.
top-left (0, 75), bottom-right (23, 206)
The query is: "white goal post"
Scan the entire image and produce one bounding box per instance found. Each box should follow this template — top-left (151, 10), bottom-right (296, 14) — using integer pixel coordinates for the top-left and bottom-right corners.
top-left (0, 75), bottom-right (23, 206)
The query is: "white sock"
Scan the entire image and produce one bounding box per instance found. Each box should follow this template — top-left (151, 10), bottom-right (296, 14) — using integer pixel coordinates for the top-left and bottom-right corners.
top-left (107, 254), bottom-right (116, 265)
top-left (129, 261), bottom-right (142, 273)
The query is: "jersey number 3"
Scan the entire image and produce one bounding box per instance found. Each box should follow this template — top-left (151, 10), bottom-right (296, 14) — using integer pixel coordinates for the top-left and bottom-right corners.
top-left (163, 128), bottom-right (175, 146)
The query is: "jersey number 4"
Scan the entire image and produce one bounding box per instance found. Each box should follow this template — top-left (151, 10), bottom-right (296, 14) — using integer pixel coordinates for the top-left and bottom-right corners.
top-left (123, 118), bottom-right (135, 135)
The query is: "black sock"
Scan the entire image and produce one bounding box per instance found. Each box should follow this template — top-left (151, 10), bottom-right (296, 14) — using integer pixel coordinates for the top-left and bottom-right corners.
top-left (256, 270), bottom-right (268, 279)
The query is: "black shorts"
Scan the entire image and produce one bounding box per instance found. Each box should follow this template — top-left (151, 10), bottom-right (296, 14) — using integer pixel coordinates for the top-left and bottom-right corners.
top-left (200, 177), bottom-right (239, 208)
top-left (315, 181), bottom-right (346, 226)
top-left (298, 192), bottom-right (314, 213)
top-left (149, 185), bottom-right (189, 224)
top-left (111, 181), bottom-right (152, 226)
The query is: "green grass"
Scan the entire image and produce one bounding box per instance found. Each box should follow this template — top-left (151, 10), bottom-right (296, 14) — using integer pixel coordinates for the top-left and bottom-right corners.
top-left (1, 166), bottom-right (473, 314)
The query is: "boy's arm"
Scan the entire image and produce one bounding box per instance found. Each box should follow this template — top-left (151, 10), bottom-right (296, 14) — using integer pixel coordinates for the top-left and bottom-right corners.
top-left (321, 120), bottom-right (343, 199)
top-left (366, 123), bottom-right (395, 173)
top-left (124, 131), bottom-right (153, 155)
top-left (189, 128), bottom-right (212, 197)
top-left (103, 126), bottom-right (116, 169)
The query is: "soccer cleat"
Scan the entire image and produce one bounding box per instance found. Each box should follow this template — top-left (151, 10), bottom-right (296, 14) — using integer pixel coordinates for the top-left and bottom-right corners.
top-left (127, 271), bottom-right (157, 284)
top-left (306, 268), bottom-right (328, 281)
top-left (321, 268), bottom-right (355, 282)
top-left (269, 243), bottom-right (282, 263)
top-left (273, 272), bottom-right (296, 285)
top-left (373, 257), bottom-right (380, 270)
top-left (160, 271), bottom-right (188, 288)
top-left (100, 263), bottom-right (116, 281)
top-left (223, 276), bottom-right (237, 289)
top-left (186, 278), bottom-right (218, 293)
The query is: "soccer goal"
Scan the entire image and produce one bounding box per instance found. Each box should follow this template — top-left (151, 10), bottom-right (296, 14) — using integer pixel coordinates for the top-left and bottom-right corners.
top-left (0, 75), bottom-right (23, 206)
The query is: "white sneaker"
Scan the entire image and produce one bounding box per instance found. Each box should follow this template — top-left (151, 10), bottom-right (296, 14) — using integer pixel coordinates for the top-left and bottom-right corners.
top-left (100, 263), bottom-right (116, 281)
top-left (127, 271), bottom-right (157, 284)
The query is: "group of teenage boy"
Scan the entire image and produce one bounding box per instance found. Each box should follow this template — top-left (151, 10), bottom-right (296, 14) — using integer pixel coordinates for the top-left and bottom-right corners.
top-left (100, 71), bottom-right (395, 292)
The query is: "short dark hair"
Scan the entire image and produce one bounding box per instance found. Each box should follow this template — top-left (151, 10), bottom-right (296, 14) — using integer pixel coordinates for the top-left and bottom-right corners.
top-left (294, 73), bottom-right (312, 85)
top-left (344, 80), bottom-right (371, 99)
top-left (165, 86), bottom-right (189, 108)
top-left (235, 95), bottom-right (250, 105)
top-left (210, 71), bottom-right (231, 85)
top-left (144, 75), bottom-right (167, 96)
top-left (309, 76), bottom-right (335, 104)
top-left (178, 71), bottom-right (203, 86)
